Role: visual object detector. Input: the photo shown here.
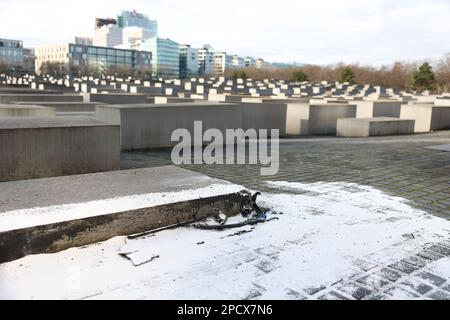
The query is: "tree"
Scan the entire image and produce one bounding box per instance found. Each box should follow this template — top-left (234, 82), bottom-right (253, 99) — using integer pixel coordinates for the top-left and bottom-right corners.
top-left (232, 70), bottom-right (247, 80)
top-left (412, 62), bottom-right (436, 92)
top-left (290, 70), bottom-right (309, 82)
top-left (0, 59), bottom-right (10, 74)
top-left (39, 62), bottom-right (67, 77)
top-left (340, 67), bottom-right (356, 84)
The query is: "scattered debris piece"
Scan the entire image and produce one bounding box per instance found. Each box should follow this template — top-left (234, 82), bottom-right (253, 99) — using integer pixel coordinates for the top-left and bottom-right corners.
top-left (197, 241), bottom-right (205, 245)
top-left (193, 217), bottom-right (279, 231)
top-left (118, 251), bottom-right (160, 267)
top-left (127, 219), bottom-right (198, 240)
top-left (223, 228), bottom-right (255, 238)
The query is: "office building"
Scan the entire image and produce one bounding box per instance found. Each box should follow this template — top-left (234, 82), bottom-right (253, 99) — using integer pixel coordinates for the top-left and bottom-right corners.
top-left (198, 45), bottom-right (214, 75)
top-left (245, 56), bottom-right (256, 67)
top-left (232, 55), bottom-right (245, 69)
top-left (179, 44), bottom-right (198, 79)
top-left (122, 27), bottom-right (155, 47)
top-left (23, 48), bottom-right (36, 72)
top-left (74, 37), bottom-right (93, 46)
top-left (256, 58), bottom-right (272, 69)
top-left (135, 38), bottom-right (179, 78)
top-left (0, 38), bottom-right (24, 67)
top-left (213, 52), bottom-right (233, 74)
top-left (117, 10), bottom-right (157, 38)
top-left (93, 24), bottom-right (123, 48)
top-left (35, 43), bottom-right (151, 75)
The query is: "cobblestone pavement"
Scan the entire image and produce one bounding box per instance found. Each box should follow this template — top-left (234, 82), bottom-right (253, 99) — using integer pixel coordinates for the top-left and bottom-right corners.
top-left (315, 242), bottom-right (450, 300)
top-left (118, 131), bottom-right (450, 300)
top-left (121, 131), bottom-right (450, 219)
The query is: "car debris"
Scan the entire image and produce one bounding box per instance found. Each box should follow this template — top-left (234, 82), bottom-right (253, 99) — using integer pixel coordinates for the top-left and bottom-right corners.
top-left (118, 251), bottom-right (160, 267)
top-left (193, 192), bottom-right (279, 231)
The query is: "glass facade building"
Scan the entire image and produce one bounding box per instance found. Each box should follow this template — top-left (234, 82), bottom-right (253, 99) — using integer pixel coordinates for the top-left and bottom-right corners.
top-left (139, 38), bottom-right (179, 78)
top-left (117, 10), bottom-right (157, 38)
top-left (69, 44), bottom-right (151, 73)
top-left (179, 44), bottom-right (199, 79)
top-left (36, 43), bottom-right (151, 75)
top-left (0, 38), bottom-right (24, 67)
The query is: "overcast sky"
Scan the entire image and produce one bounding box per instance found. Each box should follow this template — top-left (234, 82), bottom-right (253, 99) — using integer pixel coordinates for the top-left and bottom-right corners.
top-left (1, 0), bottom-right (449, 66)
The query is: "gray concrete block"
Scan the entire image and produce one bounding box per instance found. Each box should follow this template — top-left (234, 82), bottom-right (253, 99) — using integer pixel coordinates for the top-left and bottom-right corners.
top-left (0, 166), bottom-right (247, 263)
top-left (0, 116), bottom-right (120, 182)
top-left (0, 104), bottom-right (56, 117)
top-left (88, 93), bottom-right (151, 104)
top-left (95, 102), bottom-right (243, 150)
top-left (13, 101), bottom-right (100, 112)
top-left (287, 103), bottom-right (357, 135)
top-left (337, 117), bottom-right (415, 137)
top-left (0, 94), bottom-right (83, 104)
top-left (400, 104), bottom-right (450, 133)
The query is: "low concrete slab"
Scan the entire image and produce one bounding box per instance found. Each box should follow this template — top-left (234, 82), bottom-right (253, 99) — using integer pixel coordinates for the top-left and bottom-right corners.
top-left (13, 101), bottom-right (101, 112)
top-left (0, 166), bottom-right (247, 263)
top-left (154, 96), bottom-right (196, 104)
top-left (0, 116), bottom-right (120, 182)
top-left (287, 103), bottom-right (357, 135)
top-left (0, 94), bottom-right (83, 104)
top-left (400, 104), bottom-right (450, 133)
top-left (95, 102), bottom-right (242, 150)
top-left (337, 117), bottom-right (415, 137)
top-left (0, 104), bottom-right (56, 117)
top-left (355, 100), bottom-right (403, 118)
top-left (87, 93), bottom-right (151, 104)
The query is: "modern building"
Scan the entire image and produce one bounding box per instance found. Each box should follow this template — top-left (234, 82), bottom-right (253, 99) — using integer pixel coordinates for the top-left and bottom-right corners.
top-left (179, 44), bottom-right (198, 79)
top-left (232, 55), bottom-right (245, 69)
top-left (256, 58), bottom-right (272, 69)
top-left (23, 48), bottom-right (36, 73)
top-left (93, 24), bottom-right (123, 48)
top-left (245, 56), bottom-right (256, 67)
top-left (35, 43), bottom-right (151, 75)
top-left (74, 37), bottom-right (93, 46)
top-left (198, 45), bottom-right (214, 75)
top-left (0, 38), bottom-right (24, 67)
top-left (135, 38), bottom-right (179, 78)
top-left (122, 26), bottom-right (155, 47)
top-left (117, 10), bottom-right (157, 38)
top-left (213, 52), bottom-right (233, 74)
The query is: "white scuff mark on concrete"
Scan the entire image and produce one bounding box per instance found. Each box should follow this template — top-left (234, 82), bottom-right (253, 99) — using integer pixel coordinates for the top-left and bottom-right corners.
top-left (0, 183), bottom-right (244, 232)
top-left (0, 181), bottom-right (449, 300)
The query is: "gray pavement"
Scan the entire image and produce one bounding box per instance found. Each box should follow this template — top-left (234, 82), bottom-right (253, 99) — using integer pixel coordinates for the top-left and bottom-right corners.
top-left (121, 131), bottom-right (450, 219)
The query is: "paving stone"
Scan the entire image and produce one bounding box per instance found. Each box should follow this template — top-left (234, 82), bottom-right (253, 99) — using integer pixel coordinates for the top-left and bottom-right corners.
top-left (352, 258), bottom-right (377, 272)
top-left (439, 239), bottom-right (450, 248)
top-left (384, 286), bottom-right (420, 299)
top-left (417, 249), bottom-right (445, 261)
top-left (357, 274), bottom-right (390, 289)
top-left (399, 278), bottom-right (434, 295)
top-left (244, 289), bottom-right (262, 300)
top-left (338, 283), bottom-right (373, 300)
top-left (401, 256), bottom-right (429, 268)
top-left (388, 261), bottom-right (420, 274)
top-left (428, 290), bottom-right (450, 300)
top-left (428, 245), bottom-right (450, 256)
top-left (304, 285), bottom-right (326, 296)
top-left (285, 288), bottom-right (307, 300)
top-left (368, 293), bottom-right (391, 300)
top-left (376, 268), bottom-right (403, 282)
top-left (254, 259), bottom-right (279, 273)
top-left (416, 272), bottom-right (447, 286)
top-left (318, 291), bottom-right (350, 300)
